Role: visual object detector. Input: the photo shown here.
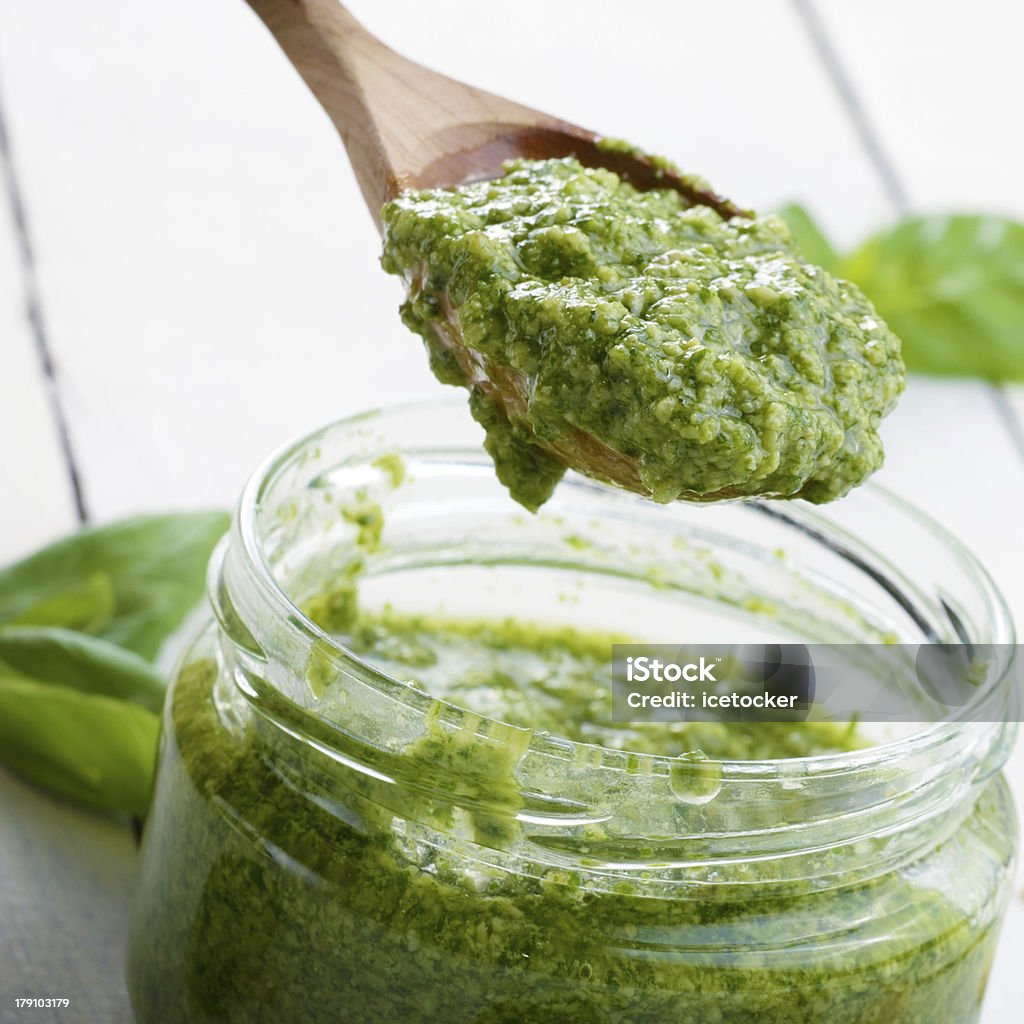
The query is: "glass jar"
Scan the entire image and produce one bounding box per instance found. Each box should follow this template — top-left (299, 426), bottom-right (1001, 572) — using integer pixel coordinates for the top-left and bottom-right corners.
top-left (127, 400), bottom-right (1018, 1024)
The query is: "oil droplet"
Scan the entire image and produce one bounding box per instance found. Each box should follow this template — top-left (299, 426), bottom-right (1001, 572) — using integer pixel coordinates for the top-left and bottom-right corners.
top-left (669, 752), bottom-right (722, 805)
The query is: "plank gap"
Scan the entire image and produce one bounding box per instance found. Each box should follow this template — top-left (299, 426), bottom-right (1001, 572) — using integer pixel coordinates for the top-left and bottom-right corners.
top-left (0, 68), bottom-right (90, 523)
top-left (790, 0), bottom-right (909, 212)
top-left (991, 386), bottom-right (1024, 466)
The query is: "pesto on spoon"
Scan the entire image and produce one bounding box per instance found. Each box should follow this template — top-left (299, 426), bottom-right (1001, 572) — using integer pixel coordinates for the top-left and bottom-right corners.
top-left (382, 156), bottom-right (905, 510)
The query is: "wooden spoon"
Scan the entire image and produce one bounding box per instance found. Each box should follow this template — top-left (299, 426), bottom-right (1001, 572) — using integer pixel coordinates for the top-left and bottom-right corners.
top-left (244, 0), bottom-right (750, 505)
top-left (243, 0), bottom-right (741, 229)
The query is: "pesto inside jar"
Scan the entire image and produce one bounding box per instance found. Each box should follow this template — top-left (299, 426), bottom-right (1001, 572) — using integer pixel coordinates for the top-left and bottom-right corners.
top-left (381, 155), bottom-right (906, 510)
top-left (309, 603), bottom-right (859, 761)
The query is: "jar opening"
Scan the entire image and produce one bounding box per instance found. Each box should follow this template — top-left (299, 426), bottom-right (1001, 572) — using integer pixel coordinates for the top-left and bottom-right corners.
top-left (228, 400), bottom-right (1014, 762)
top-left (208, 400), bottom-right (1016, 876)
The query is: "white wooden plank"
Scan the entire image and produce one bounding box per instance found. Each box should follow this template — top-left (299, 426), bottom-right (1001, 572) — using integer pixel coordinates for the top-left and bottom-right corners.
top-left (0, 133), bottom-right (76, 562)
top-left (801, 7), bottom-right (1024, 1019)
top-left (874, 378), bottom-right (1024, 625)
top-left (0, 769), bottom-right (135, 1024)
top-left (1, 78), bottom-right (119, 1024)
top-left (0, 0), bottom-right (892, 523)
top-left (805, 0), bottom-right (1024, 218)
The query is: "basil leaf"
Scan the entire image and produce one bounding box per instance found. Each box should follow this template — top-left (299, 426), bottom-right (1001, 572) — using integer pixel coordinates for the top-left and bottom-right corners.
top-left (841, 214), bottom-right (1024, 380)
top-left (0, 511), bottom-right (229, 659)
top-left (0, 674), bottom-right (159, 816)
top-left (778, 203), bottom-right (841, 274)
top-left (7, 570), bottom-right (115, 633)
top-left (0, 626), bottom-right (166, 714)
top-left (779, 206), bottom-right (1024, 381)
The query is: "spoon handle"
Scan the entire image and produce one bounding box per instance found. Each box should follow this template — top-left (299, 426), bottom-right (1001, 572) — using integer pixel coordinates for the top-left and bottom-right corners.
top-left (244, 0), bottom-right (561, 225)
top-left (245, 0), bottom-right (401, 219)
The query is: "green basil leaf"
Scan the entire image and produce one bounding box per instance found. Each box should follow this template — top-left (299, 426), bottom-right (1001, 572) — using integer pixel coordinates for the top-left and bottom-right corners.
top-left (840, 214), bottom-right (1024, 380)
top-left (778, 203), bottom-right (841, 274)
top-left (0, 511), bottom-right (229, 659)
top-left (7, 570), bottom-right (115, 632)
top-left (0, 626), bottom-right (166, 714)
top-left (0, 674), bottom-right (159, 816)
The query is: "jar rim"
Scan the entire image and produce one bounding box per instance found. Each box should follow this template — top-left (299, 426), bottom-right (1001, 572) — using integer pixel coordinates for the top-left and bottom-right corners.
top-left (228, 398), bottom-right (1017, 784)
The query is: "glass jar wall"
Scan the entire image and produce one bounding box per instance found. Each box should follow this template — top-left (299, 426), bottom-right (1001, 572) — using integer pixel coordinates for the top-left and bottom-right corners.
top-left (127, 401), bottom-right (1018, 1024)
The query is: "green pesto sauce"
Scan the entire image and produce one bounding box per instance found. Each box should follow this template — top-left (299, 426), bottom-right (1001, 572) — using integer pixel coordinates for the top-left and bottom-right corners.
top-left (381, 156), bottom-right (905, 510)
top-left (127, 613), bottom-right (1013, 1024)
top-left (334, 608), bottom-right (859, 760)
top-left (340, 489), bottom-right (385, 553)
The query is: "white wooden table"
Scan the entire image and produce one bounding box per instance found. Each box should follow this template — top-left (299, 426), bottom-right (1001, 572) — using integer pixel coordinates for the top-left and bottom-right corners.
top-left (1, 1), bottom-right (1022, 1021)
